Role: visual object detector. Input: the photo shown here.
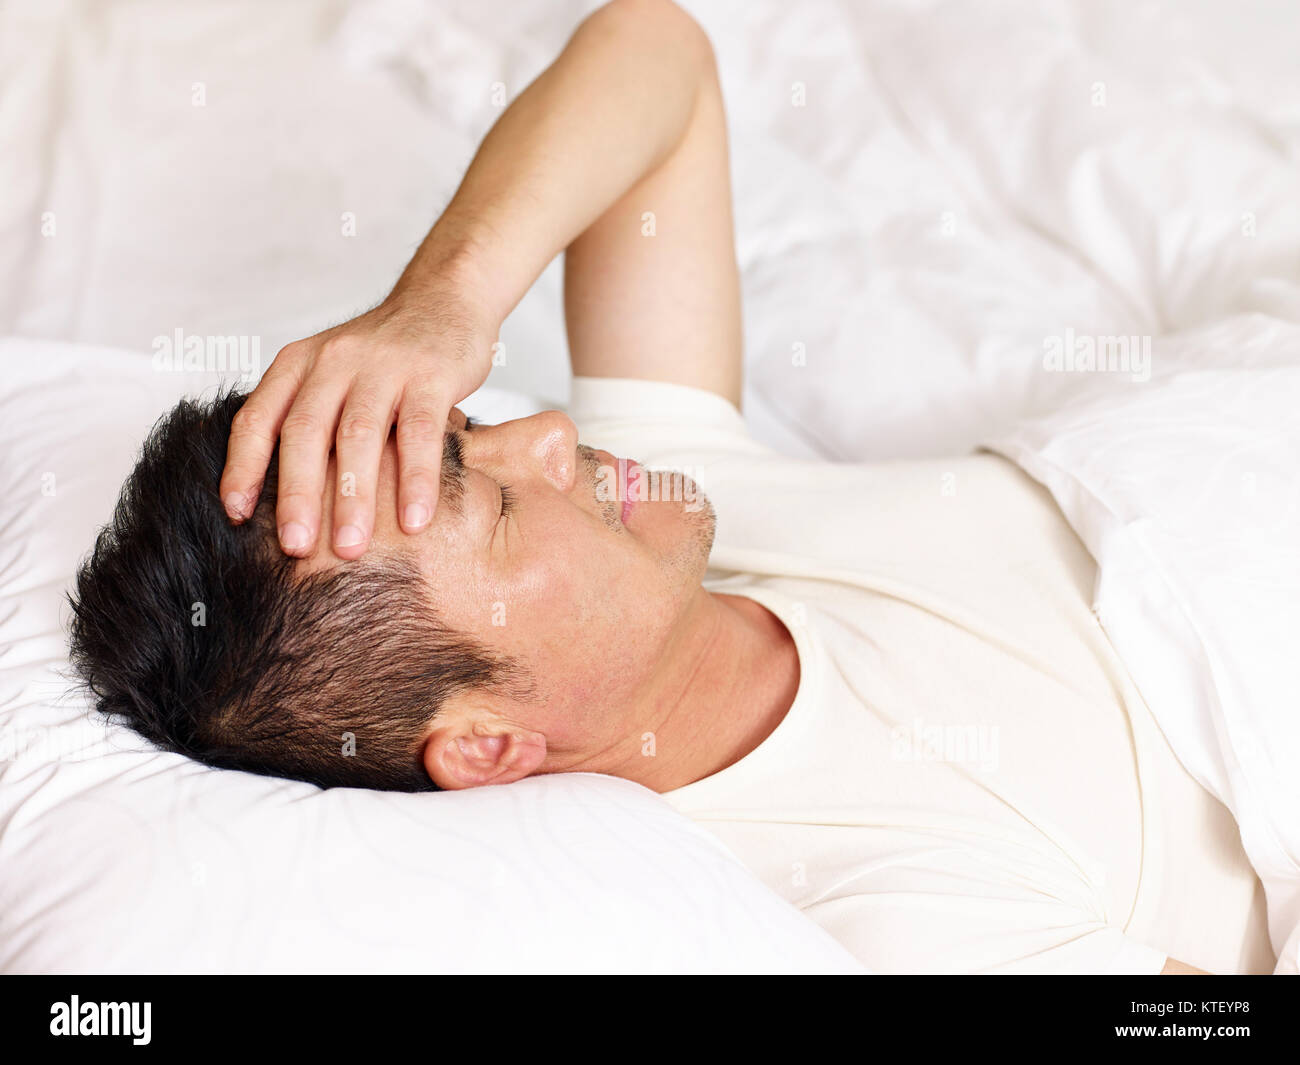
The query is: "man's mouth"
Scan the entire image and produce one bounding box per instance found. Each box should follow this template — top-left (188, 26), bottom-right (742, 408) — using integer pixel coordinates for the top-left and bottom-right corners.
top-left (620, 459), bottom-right (643, 524)
top-left (582, 445), bottom-right (642, 528)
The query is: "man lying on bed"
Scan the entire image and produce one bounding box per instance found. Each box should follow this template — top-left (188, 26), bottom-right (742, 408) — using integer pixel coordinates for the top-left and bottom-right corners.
top-left (68, 0), bottom-right (1265, 975)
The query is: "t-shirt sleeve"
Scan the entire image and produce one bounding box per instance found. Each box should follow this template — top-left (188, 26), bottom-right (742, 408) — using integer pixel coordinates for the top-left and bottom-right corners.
top-left (565, 375), bottom-right (770, 468)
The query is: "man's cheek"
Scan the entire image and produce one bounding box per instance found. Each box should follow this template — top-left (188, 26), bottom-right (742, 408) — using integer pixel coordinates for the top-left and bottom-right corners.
top-left (476, 557), bottom-right (585, 638)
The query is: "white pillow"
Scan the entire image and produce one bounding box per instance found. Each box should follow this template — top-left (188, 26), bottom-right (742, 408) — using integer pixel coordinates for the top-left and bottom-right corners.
top-left (0, 337), bottom-right (865, 974)
top-left (985, 315), bottom-right (1300, 974)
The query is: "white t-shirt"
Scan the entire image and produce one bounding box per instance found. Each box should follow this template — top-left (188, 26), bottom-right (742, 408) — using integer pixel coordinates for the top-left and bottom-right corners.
top-left (567, 376), bottom-right (1272, 975)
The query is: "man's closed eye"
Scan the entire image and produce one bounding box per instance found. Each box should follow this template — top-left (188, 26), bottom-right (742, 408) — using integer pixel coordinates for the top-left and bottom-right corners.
top-left (454, 417), bottom-right (515, 521)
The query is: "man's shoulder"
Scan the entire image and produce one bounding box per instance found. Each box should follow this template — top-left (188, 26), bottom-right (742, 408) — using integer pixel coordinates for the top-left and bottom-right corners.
top-left (566, 374), bottom-right (766, 464)
top-left (568, 374), bottom-right (742, 426)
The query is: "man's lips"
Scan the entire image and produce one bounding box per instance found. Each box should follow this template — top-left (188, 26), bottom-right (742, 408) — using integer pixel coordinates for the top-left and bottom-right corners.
top-left (619, 457), bottom-right (643, 524)
top-left (591, 448), bottom-right (642, 525)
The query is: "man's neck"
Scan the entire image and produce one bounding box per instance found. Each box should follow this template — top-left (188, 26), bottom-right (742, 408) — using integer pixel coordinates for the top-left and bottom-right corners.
top-left (600, 589), bottom-right (800, 793)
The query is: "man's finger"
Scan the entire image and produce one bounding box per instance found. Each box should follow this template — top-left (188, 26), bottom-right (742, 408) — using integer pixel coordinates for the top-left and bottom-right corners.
top-left (274, 377), bottom-right (348, 557)
top-left (331, 382), bottom-right (397, 560)
top-left (219, 356), bottom-right (302, 521)
top-left (395, 387), bottom-right (452, 534)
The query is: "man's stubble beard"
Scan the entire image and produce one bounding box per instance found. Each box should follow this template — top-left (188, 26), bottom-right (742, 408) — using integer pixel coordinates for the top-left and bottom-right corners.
top-left (576, 443), bottom-right (716, 581)
top-left (663, 481), bottom-right (716, 586)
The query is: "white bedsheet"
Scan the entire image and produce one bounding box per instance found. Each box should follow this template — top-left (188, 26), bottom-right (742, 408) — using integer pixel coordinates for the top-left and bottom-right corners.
top-left (4, 0), bottom-right (1297, 457)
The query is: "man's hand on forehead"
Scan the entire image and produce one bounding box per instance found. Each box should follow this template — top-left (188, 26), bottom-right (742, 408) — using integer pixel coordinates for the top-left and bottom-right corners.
top-left (220, 0), bottom-right (739, 563)
top-left (217, 278), bottom-right (498, 562)
top-left (295, 406), bottom-right (478, 575)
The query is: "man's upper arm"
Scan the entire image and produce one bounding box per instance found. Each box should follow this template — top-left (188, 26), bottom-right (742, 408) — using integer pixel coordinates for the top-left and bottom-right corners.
top-left (562, 21), bottom-right (743, 408)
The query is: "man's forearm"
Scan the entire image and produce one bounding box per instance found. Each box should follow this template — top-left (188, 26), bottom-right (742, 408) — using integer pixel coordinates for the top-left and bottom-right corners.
top-left (390, 0), bottom-right (713, 327)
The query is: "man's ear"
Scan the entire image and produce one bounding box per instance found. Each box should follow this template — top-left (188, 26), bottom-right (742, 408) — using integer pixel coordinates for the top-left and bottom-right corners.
top-left (422, 714), bottom-right (547, 790)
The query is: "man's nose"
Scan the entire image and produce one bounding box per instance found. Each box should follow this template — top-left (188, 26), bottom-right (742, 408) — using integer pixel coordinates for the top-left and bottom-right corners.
top-left (466, 410), bottom-right (579, 492)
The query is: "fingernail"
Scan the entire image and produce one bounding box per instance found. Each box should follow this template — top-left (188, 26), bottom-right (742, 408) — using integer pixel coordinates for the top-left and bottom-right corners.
top-left (334, 524), bottom-right (365, 549)
top-left (403, 504), bottom-right (430, 530)
top-left (279, 522), bottom-right (310, 552)
top-left (224, 492), bottom-right (247, 517)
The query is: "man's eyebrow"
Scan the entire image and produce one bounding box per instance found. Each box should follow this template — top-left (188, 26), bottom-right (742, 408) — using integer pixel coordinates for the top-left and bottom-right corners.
top-left (440, 430), bottom-right (467, 514)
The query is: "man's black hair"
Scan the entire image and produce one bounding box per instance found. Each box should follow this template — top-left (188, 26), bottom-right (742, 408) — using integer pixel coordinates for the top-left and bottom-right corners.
top-left (67, 388), bottom-right (517, 791)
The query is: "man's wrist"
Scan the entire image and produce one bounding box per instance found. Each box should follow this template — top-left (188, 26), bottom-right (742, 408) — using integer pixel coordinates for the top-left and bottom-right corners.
top-left (387, 222), bottom-right (505, 336)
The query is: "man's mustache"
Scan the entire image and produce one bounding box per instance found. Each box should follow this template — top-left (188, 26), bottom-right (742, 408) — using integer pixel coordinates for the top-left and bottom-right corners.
top-left (577, 443), bottom-right (620, 529)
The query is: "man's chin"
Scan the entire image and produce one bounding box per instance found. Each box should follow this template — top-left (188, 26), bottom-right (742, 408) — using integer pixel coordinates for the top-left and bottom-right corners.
top-left (649, 474), bottom-right (715, 579)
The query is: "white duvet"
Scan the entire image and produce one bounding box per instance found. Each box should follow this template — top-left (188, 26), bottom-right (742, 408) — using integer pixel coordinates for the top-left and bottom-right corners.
top-left (988, 316), bottom-right (1300, 974)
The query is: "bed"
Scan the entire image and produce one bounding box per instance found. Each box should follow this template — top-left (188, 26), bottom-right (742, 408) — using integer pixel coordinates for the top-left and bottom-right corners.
top-left (1, 0), bottom-right (1297, 973)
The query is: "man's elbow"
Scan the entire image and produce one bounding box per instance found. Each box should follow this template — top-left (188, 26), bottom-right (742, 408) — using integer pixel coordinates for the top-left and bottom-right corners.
top-left (591, 0), bottom-right (716, 74)
top-left (1160, 957), bottom-right (1208, 974)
